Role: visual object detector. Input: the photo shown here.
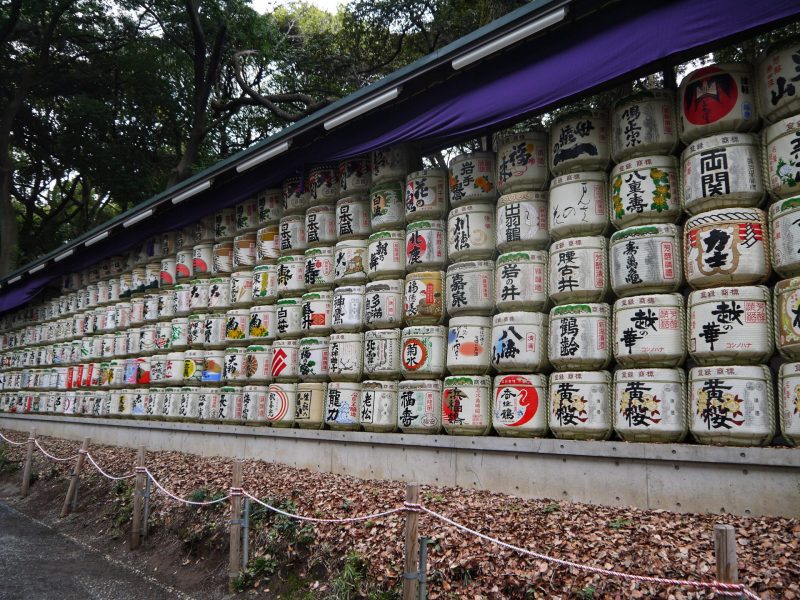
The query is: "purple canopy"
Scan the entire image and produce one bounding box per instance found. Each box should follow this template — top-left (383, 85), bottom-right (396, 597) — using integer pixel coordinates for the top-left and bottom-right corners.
top-left (1, 0), bottom-right (798, 313)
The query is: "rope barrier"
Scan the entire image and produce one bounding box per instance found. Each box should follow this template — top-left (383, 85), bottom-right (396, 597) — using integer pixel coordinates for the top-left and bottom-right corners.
top-left (243, 490), bottom-right (406, 524)
top-left (0, 431), bottom-right (28, 445)
top-left (34, 439), bottom-right (79, 462)
top-left (416, 505), bottom-right (760, 599)
top-left (84, 452), bottom-right (136, 481)
top-left (144, 468), bottom-right (231, 506)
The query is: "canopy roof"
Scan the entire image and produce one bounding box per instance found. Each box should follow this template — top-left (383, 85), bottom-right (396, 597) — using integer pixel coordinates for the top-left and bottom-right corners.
top-left (2, 0), bottom-right (798, 313)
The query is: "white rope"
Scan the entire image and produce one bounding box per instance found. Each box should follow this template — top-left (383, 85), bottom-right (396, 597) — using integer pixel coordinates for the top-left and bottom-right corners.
top-left (84, 452), bottom-right (136, 481)
top-left (144, 468), bottom-right (231, 506)
top-left (243, 490), bottom-right (405, 524)
top-left (0, 431), bottom-right (28, 446)
top-left (415, 504), bottom-right (760, 600)
top-left (34, 439), bottom-right (79, 462)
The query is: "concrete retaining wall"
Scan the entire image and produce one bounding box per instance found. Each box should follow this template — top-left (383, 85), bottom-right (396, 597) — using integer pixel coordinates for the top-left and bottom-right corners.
top-left (2, 414), bottom-right (798, 518)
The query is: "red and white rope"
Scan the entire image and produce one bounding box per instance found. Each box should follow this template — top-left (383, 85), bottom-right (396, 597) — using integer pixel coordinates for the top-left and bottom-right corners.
top-left (34, 439), bottom-right (78, 462)
top-left (0, 431), bottom-right (28, 446)
top-left (243, 490), bottom-right (406, 524)
top-left (144, 468), bottom-right (231, 506)
top-left (414, 503), bottom-right (760, 599)
top-left (84, 452), bottom-right (136, 481)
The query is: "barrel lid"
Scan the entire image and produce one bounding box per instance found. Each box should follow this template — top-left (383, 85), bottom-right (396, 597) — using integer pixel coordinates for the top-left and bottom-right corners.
top-left (610, 223), bottom-right (676, 243)
top-left (444, 375), bottom-right (491, 386)
top-left (277, 254), bottom-right (304, 263)
top-left (449, 150), bottom-right (494, 166)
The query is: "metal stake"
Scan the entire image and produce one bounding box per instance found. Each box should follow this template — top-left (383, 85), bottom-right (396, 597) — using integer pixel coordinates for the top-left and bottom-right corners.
top-left (418, 537), bottom-right (431, 600)
top-left (142, 476), bottom-right (151, 539)
top-left (242, 497), bottom-right (251, 569)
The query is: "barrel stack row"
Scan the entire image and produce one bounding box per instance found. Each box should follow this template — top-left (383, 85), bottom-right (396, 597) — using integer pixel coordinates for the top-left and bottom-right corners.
top-left (2, 43), bottom-right (800, 447)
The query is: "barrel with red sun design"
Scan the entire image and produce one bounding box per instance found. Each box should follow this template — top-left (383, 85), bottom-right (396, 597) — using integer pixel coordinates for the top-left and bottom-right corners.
top-left (492, 374), bottom-right (548, 437)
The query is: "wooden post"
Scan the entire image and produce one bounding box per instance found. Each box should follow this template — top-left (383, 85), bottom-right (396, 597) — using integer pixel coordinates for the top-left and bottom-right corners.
top-left (714, 524), bottom-right (739, 598)
top-left (129, 447), bottom-right (146, 550)
top-left (20, 430), bottom-right (35, 497)
top-left (228, 460), bottom-right (243, 592)
top-left (402, 482), bottom-right (420, 600)
top-left (60, 438), bottom-right (90, 518)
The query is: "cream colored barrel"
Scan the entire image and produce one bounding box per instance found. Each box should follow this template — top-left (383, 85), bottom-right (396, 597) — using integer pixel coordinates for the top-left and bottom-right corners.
top-left (405, 220), bottom-right (446, 272)
top-left (613, 368), bottom-right (687, 443)
top-left (548, 303), bottom-right (611, 371)
top-left (681, 133), bottom-right (765, 215)
top-left (756, 40), bottom-right (800, 123)
top-left (492, 374), bottom-right (548, 437)
top-left (684, 207), bottom-right (770, 288)
top-left (548, 236), bottom-right (608, 305)
top-left (308, 163), bottom-right (339, 205)
top-left (448, 151), bottom-right (496, 207)
top-left (295, 382), bottom-right (325, 429)
top-left (328, 332), bottom-right (363, 382)
top-left (300, 291), bottom-right (332, 336)
top-left (610, 155), bottom-right (680, 228)
top-left (548, 171), bottom-right (609, 240)
top-left (400, 325), bottom-right (446, 380)
top-left (611, 90), bottom-right (679, 162)
top-left (688, 285), bottom-right (772, 365)
top-left (549, 110), bottom-right (611, 175)
top-left (495, 251), bottom-right (548, 312)
top-left (369, 180), bottom-right (405, 231)
top-left (266, 382), bottom-right (296, 427)
top-left (491, 311), bottom-right (548, 373)
top-left (496, 130), bottom-right (549, 194)
top-left (610, 224), bottom-right (682, 297)
top-left (403, 271), bottom-right (445, 326)
top-left (774, 277), bottom-right (800, 360)
top-left (275, 298), bottom-right (302, 339)
top-left (271, 339), bottom-right (299, 381)
top-left (612, 294), bottom-right (685, 368)
top-left (445, 260), bottom-right (494, 317)
top-left (279, 215), bottom-right (307, 255)
top-left (364, 280), bottom-right (403, 329)
top-left (764, 116), bottom-right (800, 200)
top-left (495, 191), bottom-right (549, 252)
top-left (335, 195), bottom-right (371, 240)
top-left (363, 329), bottom-right (401, 379)
top-left (256, 188), bottom-right (282, 226)
top-left (397, 380), bottom-right (442, 434)
top-left (441, 375), bottom-right (491, 435)
top-left (446, 316), bottom-right (492, 375)
top-left (689, 365), bottom-right (774, 446)
top-left (372, 145), bottom-right (409, 184)
top-left (276, 255), bottom-right (305, 298)
top-left (325, 381), bottom-right (361, 430)
top-left (367, 230), bottom-right (405, 280)
top-left (338, 156), bottom-right (371, 198)
top-left (770, 197), bottom-right (800, 278)
top-left (331, 285), bottom-right (364, 332)
top-left (548, 370), bottom-right (612, 440)
top-left (303, 247), bottom-right (335, 290)
top-left (360, 380), bottom-right (398, 433)
top-left (678, 63), bottom-right (759, 144)
top-left (333, 239), bottom-right (367, 284)
top-left (298, 337), bottom-right (329, 382)
top-left (405, 168), bottom-right (449, 223)
top-left (447, 204), bottom-right (496, 262)
top-left (282, 176), bottom-right (309, 216)
top-left (777, 362), bottom-right (800, 446)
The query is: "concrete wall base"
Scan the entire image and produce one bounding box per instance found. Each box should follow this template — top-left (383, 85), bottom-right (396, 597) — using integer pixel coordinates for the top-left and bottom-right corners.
top-left (2, 414), bottom-right (798, 518)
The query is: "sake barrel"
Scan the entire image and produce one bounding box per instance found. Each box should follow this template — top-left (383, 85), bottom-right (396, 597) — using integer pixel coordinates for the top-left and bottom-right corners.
top-left (223, 346), bottom-right (247, 383)
top-left (770, 197), bottom-right (800, 278)
top-left (613, 294), bottom-right (685, 368)
top-left (305, 205), bottom-right (336, 247)
top-left (295, 381), bottom-right (325, 429)
top-left (244, 344), bottom-right (272, 384)
top-left (173, 284), bottom-right (191, 316)
top-left (367, 230), bottom-right (405, 280)
top-left (206, 277), bottom-right (231, 312)
top-left (681, 133), bottom-right (765, 214)
top-left (282, 176), bottom-right (309, 216)
top-left (491, 311), bottom-right (549, 373)
top-left (364, 280), bottom-right (403, 329)
top-left (276, 255), bottom-right (306, 298)
top-left (201, 350), bottom-right (224, 384)
top-left (332, 285), bottom-right (364, 333)
top-left (233, 233), bottom-right (257, 268)
top-left (495, 251), bottom-right (548, 312)
top-left (363, 329), bottom-right (401, 379)
top-left (212, 242), bottom-right (234, 274)
top-left (197, 387), bottom-right (216, 420)
top-left (239, 384), bottom-right (263, 423)
top-left (548, 171), bottom-right (609, 240)
top-left (189, 279), bottom-right (210, 312)
top-left (442, 375), bottom-right (491, 435)
top-left (614, 368), bottom-right (687, 443)
top-left (447, 203), bottom-right (495, 262)
top-left (777, 362), bottom-right (800, 446)
top-left (549, 110), bottom-right (611, 175)
top-left (158, 290), bottom-right (176, 321)
top-left (360, 380), bottom-right (398, 433)
top-left (764, 115), bottom-right (800, 200)
top-left (192, 243), bottom-right (213, 277)
top-left (160, 258), bottom-right (177, 288)
top-left (495, 191), bottom-right (549, 252)
top-left (688, 286), bottom-right (772, 365)
top-left (405, 220), bottom-right (446, 272)
top-left (448, 151), bottom-right (496, 207)
top-left (336, 195), bottom-right (371, 240)
top-left (447, 316), bottom-right (492, 375)
top-left (248, 304), bottom-right (276, 342)
top-left (492, 374), bottom-right (548, 437)
top-left (548, 303), bottom-right (611, 371)
top-left (400, 325), bottom-right (446, 379)
top-left (256, 225), bottom-right (280, 262)
top-left (257, 188), bottom-right (283, 226)
top-left (223, 309), bottom-right (248, 346)
top-left (338, 156), bottom-right (371, 197)
top-left (279, 214), bottom-right (307, 255)
top-left (774, 276), bottom-right (800, 359)
top-left (308, 163), bottom-right (339, 205)
top-left (689, 365), bottom-right (774, 446)
top-left (266, 382), bottom-right (296, 427)
top-left (303, 247), bottom-right (335, 290)
top-left (403, 271), bottom-right (445, 326)
top-left (183, 349), bottom-right (204, 385)
top-left (325, 381), bottom-right (361, 430)
top-left (548, 236), bottom-right (608, 305)
top-left (164, 352), bottom-right (185, 385)
top-left (611, 90), bottom-right (679, 162)
top-left (549, 370), bottom-right (612, 440)
top-left (678, 63), bottom-right (759, 144)
top-left (334, 239), bottom-right (368, 284)
top-left (298, 337), bottom-right (329, 382)
top-left (610, 224), bottom-right (682, 297)
top-left (610, 155), bottom-right (681, 228)
top-left (496, 131), bottom-right (549, 193)
top-left (328, 332), bottom-right (363, 382)
top-left (214, 208), bottom-right (236, 242)
top-left (445, 260), bottom-right (494, 317)
top-left (222, 386), bottom-right (246, 422)
top-left (252, 264), bottom-right (278, 305)
top-left (397, 379), bottom-right (442, 434)
top-left (275, 298), bottom-right (302, 339)
top-left (756, 39), bottom-right (800, 123)
top-left (301, 291), bottom-right (332, 336)
top-left (684, 207), bottom-right (770, 288)
top-left (170, 317), bottom-right (189, 350)
top-left (271, 339), bottom-right (300, 381)
top-left (235, 197), bottom-right (258, 234)
top-left (372, 145), bottom-right (409, 184)
top-left (405, 168), bottom-right (449, 222)
top-left (369, 180), bottom-right (404, 231)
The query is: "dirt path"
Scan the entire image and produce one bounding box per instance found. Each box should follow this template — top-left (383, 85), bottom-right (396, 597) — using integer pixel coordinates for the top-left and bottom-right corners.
top-left (0, 500), bottom-right (194, 600)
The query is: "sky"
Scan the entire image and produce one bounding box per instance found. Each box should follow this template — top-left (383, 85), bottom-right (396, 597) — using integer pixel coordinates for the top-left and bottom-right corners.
top-left (249, 0), bottom-right (346, 14)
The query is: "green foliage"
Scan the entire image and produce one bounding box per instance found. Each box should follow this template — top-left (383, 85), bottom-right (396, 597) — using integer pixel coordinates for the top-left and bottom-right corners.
top-left (325, 551), bottom-right (367, 600)
top-left (607, 517), bottom-right (633, 530)
top-left (0, 446), bottom-right (20, 474)
top-left (579, 585), bottom-right (597, 599)
top-left (541, 502), bottom-right (561, 514)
